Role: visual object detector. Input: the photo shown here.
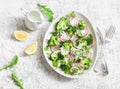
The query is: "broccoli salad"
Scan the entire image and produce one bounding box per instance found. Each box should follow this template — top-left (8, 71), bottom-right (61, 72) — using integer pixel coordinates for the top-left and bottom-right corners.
top-left (44, 11), bottom-right (94, 75)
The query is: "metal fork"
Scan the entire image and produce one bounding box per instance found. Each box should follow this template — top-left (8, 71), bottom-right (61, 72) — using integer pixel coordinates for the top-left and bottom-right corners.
top-left (94, 25), bottom-right (116, 76)
top-left (106, 25), bottom-right (116, 43)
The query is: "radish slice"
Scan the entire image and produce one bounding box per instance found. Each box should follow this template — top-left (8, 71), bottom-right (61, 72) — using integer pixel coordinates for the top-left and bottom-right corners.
top-left (60, 32), bottom-right (70, 41)
top-left (67, 54), bottom-right (75, 62)
top-left (70, 16), bottom-right (80, 26)
top-left (69, 54), bottom-right (75, 62)
top-left (59, 35), bottom-right (63, 43)
top-left (60, 47), bottom-right (69, 55)
top-left (71, 35), bottom-right (78, 46)
top-left (50, 46), bottom-right (53, 52)
top-left (85, 27), bottom-right (89, 37)
top-left (93, 39), bottom-right (96, 45)
top-left (50, 46), bottom-right (59, 52)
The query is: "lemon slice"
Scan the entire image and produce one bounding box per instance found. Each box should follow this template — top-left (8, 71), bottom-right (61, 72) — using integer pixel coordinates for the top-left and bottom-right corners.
top-left (25, 42), bottom-right (38, 55)
top-left (14, 31), bottom-right (28, 41)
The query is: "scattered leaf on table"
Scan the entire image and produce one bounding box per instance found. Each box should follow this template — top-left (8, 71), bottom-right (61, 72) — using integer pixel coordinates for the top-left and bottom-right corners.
top-left (37, 3), bottom-right (54, 22)
top-left (0, 55), bottom-right (19, 70)
top-left (12, 72), bottom-right (24, 89)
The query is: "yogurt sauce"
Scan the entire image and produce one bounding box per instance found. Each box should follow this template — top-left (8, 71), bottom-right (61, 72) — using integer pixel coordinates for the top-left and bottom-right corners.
top-left (28, 11), bottom-right (42, 23)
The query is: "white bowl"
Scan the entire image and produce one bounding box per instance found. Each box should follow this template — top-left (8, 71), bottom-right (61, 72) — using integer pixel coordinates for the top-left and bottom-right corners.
top-left (43, 11), bottom-right (98, 78)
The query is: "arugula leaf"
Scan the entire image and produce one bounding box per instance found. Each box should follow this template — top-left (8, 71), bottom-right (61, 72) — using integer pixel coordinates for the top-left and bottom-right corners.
top-left (0, 55), bottom-right (18, 70)
top-left (12, 72), bottom-right (24, 89)
top-left (37, 3), bottom-right (54, 22)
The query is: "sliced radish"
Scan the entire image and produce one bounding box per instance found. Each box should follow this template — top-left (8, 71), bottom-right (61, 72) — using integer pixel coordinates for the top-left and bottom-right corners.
top-left (50, 46), bottom-right (53, 52)
top-left (60, 32), bottom-right (70, 41)
top-left (85, 27), bottom-right (89, 37)
top-left (71, 35), bottom-right (78, 46)
top-left (60, 47), bottom-right (69, 55)
top-left (50, 46), bottom-right (59, 52)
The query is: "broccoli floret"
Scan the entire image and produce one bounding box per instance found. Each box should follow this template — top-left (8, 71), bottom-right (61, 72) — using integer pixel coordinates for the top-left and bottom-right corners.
top-left (44, 45), bottom-right (49, 51)
top-left (56, 17), bottom-right (69, 31)
top-left (74, 58), bottom-right (81, 63)
top-left (48, 36), bottom-right (60, 46)
top-left (58, 52), bottom-right (64, 60)
top-left (50, 51), bottom-right (58, 61)
top-left (52, 60), bottom-right (59, 68)
top-left (71, 68), bottom-right (79, 75)
top-left (76, 38), bottom-right (87, 47)
top-left (50, 51), bottom-right (65, 61)
top-left (76, 30), bottom-right (84, 37)
top-left (81, 57), bottom-right (92, 70)
top-left (60, 61), bottom-right (72, 74)
top-left (86, 34), bottom-right (93, 45)
top-left (66, 26), bottom-right (76, 37)
top-left (78, 21), bottom-right (86, 30)
top-left (51, 31), bottom-right (60, 36)
top-left (62, 40), bottom-right (73, 51)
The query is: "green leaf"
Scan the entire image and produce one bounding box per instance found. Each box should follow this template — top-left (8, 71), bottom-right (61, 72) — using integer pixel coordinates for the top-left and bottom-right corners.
top-left (0, 55), bottom-right (19, 70)
top-left (37, 3), bottom-right (54, 22)
top-left (12, 72), bottom-right (24, 89)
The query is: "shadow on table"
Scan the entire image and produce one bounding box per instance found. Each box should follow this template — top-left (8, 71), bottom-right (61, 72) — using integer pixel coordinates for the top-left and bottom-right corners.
top-left (10, 17), bottom-right (35, 41)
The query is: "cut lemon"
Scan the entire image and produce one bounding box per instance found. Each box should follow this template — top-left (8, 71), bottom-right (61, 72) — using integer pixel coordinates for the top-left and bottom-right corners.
top-left (25, 42), bottom-right (38, 55)
top-left (14, 31), bottom-right (28, 41)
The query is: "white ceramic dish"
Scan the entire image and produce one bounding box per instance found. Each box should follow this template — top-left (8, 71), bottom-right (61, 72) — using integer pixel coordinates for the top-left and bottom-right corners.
top-left (43, 11), bottom-right (98, 78)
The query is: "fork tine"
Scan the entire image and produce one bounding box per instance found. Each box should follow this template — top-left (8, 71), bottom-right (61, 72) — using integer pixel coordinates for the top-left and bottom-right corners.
top-left (110, 25), bottom-right (116, 38)
top-left (107, 25), bottom-right (116, 39)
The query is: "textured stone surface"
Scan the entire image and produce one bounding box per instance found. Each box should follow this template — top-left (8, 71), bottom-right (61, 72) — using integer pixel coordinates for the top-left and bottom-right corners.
top-left (0, 0), bottom-right (120, 89)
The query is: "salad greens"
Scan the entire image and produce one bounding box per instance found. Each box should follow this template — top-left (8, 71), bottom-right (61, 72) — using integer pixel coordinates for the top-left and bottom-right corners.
top-left (0, 55), bottom-right (18, 70)
top-left (12, 72), bottom-right (24, 89)
top-left (45, 11), bottom-right (94, 75)
top-left (37, 4), bottom-right (54, 22)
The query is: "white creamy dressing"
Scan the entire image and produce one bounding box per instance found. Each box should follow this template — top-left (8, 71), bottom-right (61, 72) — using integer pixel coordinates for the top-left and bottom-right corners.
top-left (28, 11), bottom-right (42, 23)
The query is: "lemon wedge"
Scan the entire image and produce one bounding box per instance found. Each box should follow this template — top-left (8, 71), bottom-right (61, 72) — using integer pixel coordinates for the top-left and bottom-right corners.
top-left (25, 42), bottom-right (38, 55)
top-left (14, 31), bottom-right (28, 41)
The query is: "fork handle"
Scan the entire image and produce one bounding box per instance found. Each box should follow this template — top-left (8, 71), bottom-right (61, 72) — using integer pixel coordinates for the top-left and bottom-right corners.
top-left (93, 45), bottom-right (109, 76)
top-left (105, 38), bottom-right (112, 43)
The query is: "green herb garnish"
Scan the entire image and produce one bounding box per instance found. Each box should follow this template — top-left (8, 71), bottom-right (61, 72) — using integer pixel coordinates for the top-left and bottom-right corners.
top-left (12, 72), bottom-right (24, 89)
top-left (0, 55), bottom-right (18, 70)
top-left (37, 3), bottom-right (54, 22)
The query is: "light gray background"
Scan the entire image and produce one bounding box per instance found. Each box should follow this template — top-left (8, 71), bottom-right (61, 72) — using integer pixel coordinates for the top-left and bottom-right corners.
top-left (0, 0), bottom-right (120, 89)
